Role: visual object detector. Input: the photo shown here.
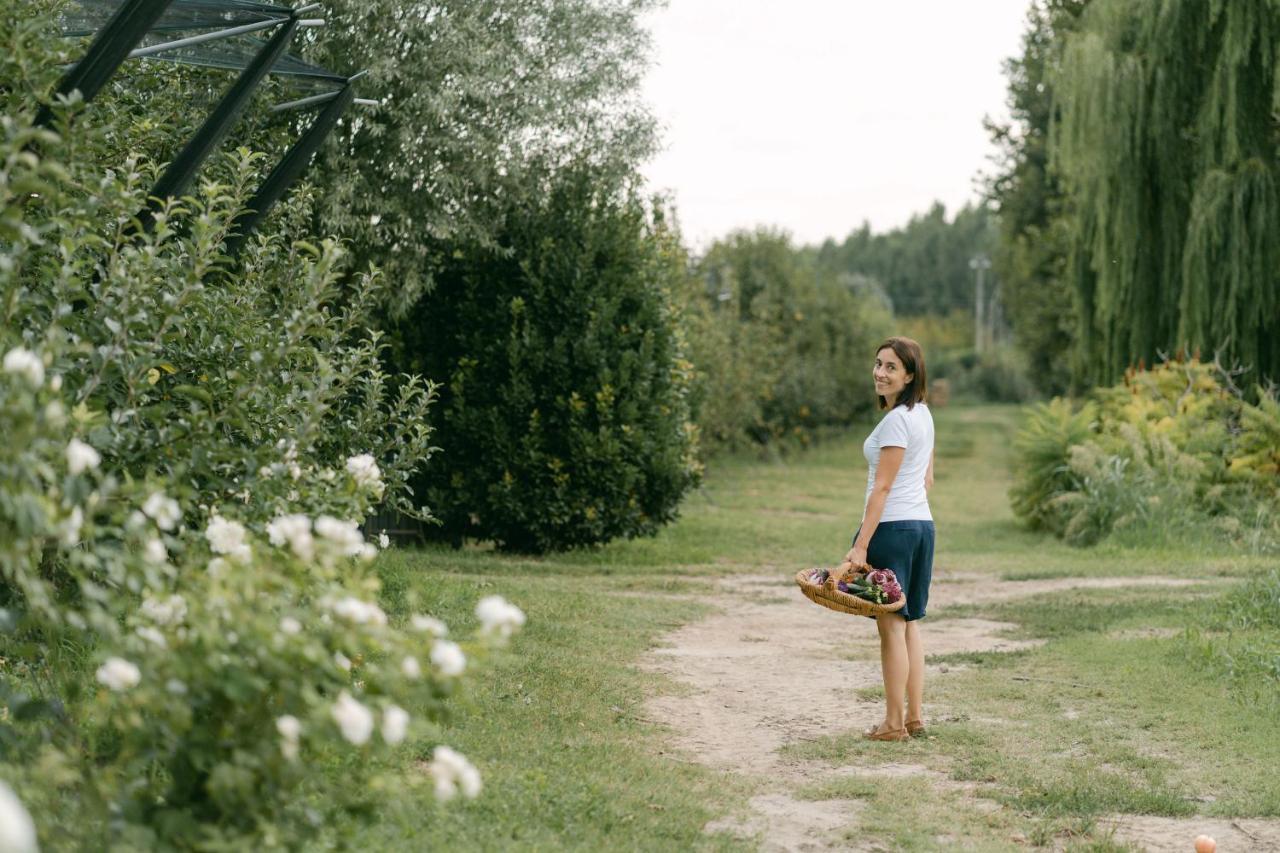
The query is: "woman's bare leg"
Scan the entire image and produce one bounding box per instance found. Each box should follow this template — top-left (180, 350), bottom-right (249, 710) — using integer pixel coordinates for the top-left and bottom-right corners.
top-left (876, 612), bottom-right (908, 730)
top-left (905, 620), bottom-right (925, 724)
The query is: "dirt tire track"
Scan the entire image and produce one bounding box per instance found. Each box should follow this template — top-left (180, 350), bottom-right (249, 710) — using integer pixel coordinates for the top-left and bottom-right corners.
top-left (638, 569), bottom-right (1236, 851)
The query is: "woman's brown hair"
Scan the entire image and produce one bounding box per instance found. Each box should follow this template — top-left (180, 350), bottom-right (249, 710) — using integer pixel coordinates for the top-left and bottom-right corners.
top-left (876, 336), bottom-right (927, 411)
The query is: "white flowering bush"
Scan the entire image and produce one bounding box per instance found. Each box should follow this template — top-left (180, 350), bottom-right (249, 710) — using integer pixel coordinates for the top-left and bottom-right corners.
top-left (1, 7), bottom-right (525, 847)
top-left (71, 517), bottom-right (519, 848)
top-left (4, 491), bottom-right (523, 847)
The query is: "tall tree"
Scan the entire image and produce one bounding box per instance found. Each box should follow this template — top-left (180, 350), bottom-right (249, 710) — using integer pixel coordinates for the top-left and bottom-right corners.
top-left (307, 0), bottom-right (661, 313)
top-left (1052, 0), bottom-right (1280, 388)
top-left (984, 0), bottom-right (1090, 396)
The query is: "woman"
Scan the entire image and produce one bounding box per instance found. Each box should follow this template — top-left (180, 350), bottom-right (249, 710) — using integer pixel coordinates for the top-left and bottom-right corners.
top-left (844, 336), bottom-right (935, 742)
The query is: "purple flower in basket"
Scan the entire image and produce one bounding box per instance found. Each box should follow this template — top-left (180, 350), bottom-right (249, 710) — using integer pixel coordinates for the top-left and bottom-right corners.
top-left (868, 568), bottom-right (898, 587)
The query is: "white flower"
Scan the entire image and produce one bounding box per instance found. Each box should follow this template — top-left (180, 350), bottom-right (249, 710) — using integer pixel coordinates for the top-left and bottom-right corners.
top-left (280, 616), bottom-right (302, 635)
top-left (475, 595), bottom-right (527, 641)
top-left (96, 657), bottom-right (141, 691)
top-left (206, 557), bottom-right (229, 577)
top-left (0, 781), bottom-right (38, 853)
top-left (166, 679), bottom-right (188, 695)
top-left (3, 346), bottom-right (44, 387)
top-left (334, 651), bottom-right (352, 671)
top-left (143, 537), bottom-right (167, 564)
top-left (139, 594), bottom-right (186, 626)
top-left (142, 491), bottom-right (181, 531)
top-left (135, 625), bottom-right (167, 648)
top-left (49, 374), bottom-right (62, 392)
top-left (331, 596), bottom-right (387, 627)
top-left (277, 714), bottom-right (302, 761)
top-left (411, 614), bottom-right (448, 637)
top-left (345, 453), bottom-right (384, 495)
top-left (258, 465), bottom-right (273, 478)
top-left (382, 705), bottom-right (410, 745)
top-left (378, 532), bottom-right (391, 549)
top-left (266, 514), bottom-right (314, 561)
top-left (277, 714), bottom-right (302, 740)
top-left (66, 438), bottom-right (101, 475)
top-left (59, 506), bottom-right (84, 546)
top-left (427, 745), bottom-right (482, 801)
top-left (330, 691), bottom-right (374, 745)
top-left (205, 515), bottom-right (250, 562)
top-left (431, 640), bottom-right (466, 677)
top-left (401, 656), bottom-right (421, 679)
top-left (315, 516), bottom-right (364, 557)
top-left (359, 543), bottom-right (378, 563)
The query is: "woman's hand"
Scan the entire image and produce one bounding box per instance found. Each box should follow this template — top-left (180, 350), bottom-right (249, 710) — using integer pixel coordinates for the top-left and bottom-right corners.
top-left (844, 545), bottom-right (868, 569)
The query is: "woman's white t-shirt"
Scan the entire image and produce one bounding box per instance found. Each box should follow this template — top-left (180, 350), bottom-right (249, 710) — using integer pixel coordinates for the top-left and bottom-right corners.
top-left (862, 402), bottom-right (934, 522)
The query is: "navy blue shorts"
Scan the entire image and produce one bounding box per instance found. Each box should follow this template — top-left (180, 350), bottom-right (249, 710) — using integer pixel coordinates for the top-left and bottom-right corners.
top-left (851, 520), bottom-right (935, 621)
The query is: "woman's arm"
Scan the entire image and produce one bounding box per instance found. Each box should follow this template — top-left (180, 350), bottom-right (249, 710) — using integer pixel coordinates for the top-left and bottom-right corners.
top-left (845, 445), bottom-right (905, 567)
top-left (925, 449), bottom-right (935, 492)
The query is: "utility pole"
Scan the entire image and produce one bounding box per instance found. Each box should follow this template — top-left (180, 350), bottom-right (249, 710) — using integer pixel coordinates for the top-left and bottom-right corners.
top-left (969, 255), bottom-right (991, 353)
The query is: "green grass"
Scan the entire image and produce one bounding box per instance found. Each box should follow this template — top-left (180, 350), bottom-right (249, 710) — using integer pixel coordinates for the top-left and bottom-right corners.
top-left (349, 402), bottom-right (1279, 849)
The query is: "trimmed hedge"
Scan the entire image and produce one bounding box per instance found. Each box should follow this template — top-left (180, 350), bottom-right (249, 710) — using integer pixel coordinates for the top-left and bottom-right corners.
top-left (391, 168), bottom-right (700, 552)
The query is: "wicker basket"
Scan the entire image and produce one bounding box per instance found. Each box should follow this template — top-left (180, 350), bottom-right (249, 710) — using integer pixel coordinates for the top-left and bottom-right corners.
top-left (795, 562), bottom-right (906, 617)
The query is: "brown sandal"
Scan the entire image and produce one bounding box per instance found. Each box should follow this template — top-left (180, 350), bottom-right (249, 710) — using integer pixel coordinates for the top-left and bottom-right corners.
top-left (906, 720), bottom-right (926, 737)
top-left (862, 725), bottom-right (909, 742)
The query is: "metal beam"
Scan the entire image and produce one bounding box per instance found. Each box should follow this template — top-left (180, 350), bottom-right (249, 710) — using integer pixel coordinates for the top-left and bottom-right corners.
top-left (270, 89), bottom-right (341, 113)
top-left (137, 16), bottom-right (300, 231)
top-left (224, 83), bottom-right (355, 257)
top-left (36, 0), bottom-right (174, 128)
top-left (126, 18), bottom-right (285, 60)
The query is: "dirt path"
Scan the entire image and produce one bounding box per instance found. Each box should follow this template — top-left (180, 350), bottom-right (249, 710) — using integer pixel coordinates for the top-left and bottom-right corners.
top-left (638, 569), bottom-right (1276, 852)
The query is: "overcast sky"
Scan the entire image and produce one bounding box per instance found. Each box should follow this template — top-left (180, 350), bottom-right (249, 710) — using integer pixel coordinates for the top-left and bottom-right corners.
top-left (638, 0), bottom-right (1033, 250)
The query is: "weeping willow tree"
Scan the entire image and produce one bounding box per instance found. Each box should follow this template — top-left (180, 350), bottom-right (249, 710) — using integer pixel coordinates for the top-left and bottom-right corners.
top-left (1052, 0), bottom-right (1280, 388)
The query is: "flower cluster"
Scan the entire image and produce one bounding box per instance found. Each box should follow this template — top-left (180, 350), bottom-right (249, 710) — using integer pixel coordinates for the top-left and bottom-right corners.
top-left (475, 595), bottom-right (527, 642)
top-left (3, 346), bottom-right (45, 387)
top-left (96, 657), bottom-right (142, 691)
top-left (0, 781), bottom-right (37, 853)
top-left (266, 512), bottom-right (377, 565)
top-left (426, 745), bottom-right (482, 801)
top-left (346, 453), bottom-right (385, 497)
top-left (66, 438), bottom-right (101, 475)
top-left (205, 515), bottom-right (251, 562)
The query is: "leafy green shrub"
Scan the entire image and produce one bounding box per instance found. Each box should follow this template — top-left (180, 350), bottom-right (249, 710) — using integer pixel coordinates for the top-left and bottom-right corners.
top-left (2, 6), bottom-right (435, 532)
top-left (677, 284), bottom-right (782, 452)
top-left (759, 272), bottom-right (894, 443)
top-left (390, 168), bottom-right (700, 552)
top-left (929, 344), bottom-right (1039, 403)
top-left (3, 506), bottom-right (510, 849)
top-left (1051, 426), bottom-right (1204, 547)
top-left (1009, 398), bottom-right (1097, 531)
top-left (688, 229), bottom-right (893, 453)
top-left (1, 9), bottom-right (515, 847)
top-left (1010, 359), bottom-right (1280, 549)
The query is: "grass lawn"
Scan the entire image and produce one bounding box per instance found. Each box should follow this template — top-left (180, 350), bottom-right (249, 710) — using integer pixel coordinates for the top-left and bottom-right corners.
top-left (357, 403), bottom-right (1279, 850)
